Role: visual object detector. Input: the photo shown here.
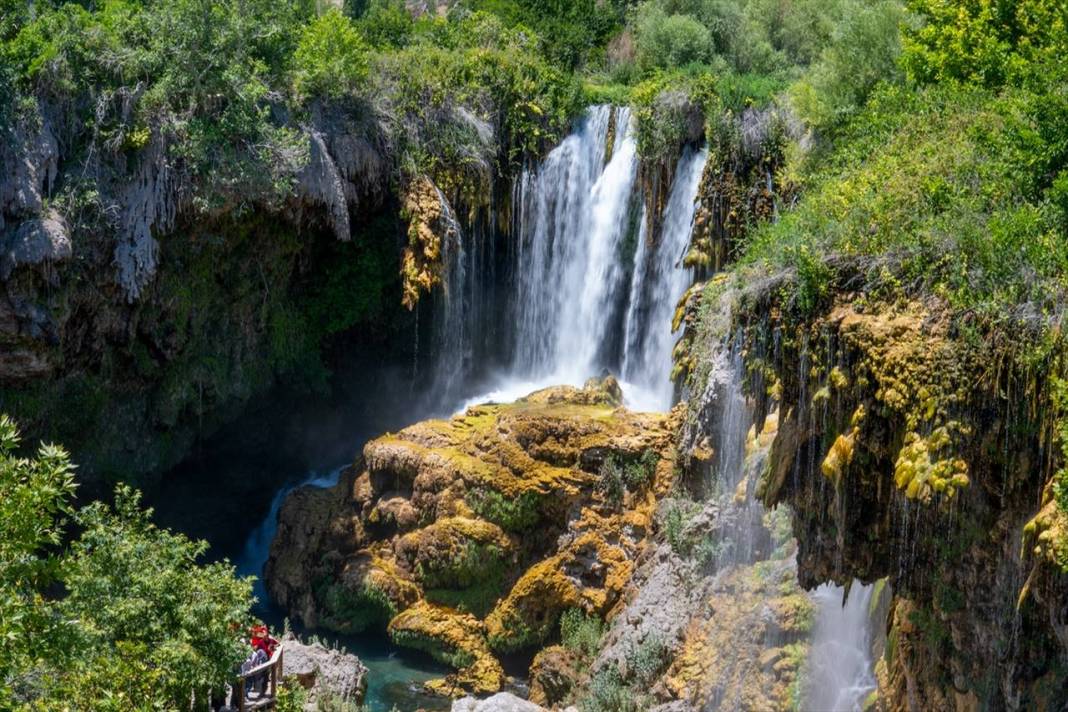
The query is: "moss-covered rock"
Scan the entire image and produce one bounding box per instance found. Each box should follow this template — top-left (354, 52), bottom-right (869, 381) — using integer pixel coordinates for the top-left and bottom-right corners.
top-left (267, 376), bottom-right (679, 698)
top-left (682, 269), bottom-right (1068, 709)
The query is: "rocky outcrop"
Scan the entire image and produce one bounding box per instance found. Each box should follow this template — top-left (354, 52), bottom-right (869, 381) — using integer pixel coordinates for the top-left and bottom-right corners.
top-left (558, 402), bottom-right (812, 711)
top-left (281, 632), bottom-right (368, 709)
top-left (451, 692), bottom-right (548, 712)
top-left (0, 95), bottom-right (402, 487)
top-left (682, 270), bottom-right (1068, 710)
top-left (266, 377), bottom-right (680, 698)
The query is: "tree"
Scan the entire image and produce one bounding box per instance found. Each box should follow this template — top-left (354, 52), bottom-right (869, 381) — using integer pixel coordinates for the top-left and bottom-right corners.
top-left (0, 415), bottom-right (76, 707)
top-left (0, 416), bottom-right (254, 710)
top-left (902, 0), bottom-right (1068, 86)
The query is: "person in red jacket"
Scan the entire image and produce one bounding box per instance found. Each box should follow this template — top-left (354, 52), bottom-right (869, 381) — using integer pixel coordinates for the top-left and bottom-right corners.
top-left (249, 624), bottom-right (278, 657)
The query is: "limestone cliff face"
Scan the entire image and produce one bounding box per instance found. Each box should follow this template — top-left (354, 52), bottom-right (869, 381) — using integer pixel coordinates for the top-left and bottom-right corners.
top-left (682, 270), bottom-right (1068, 710)
top-left (266, 377), bottom-right (679, 697)
top-left (0, 99), bottom-right (403, 486)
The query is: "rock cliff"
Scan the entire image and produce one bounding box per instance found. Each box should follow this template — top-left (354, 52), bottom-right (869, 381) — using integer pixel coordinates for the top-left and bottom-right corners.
top-left (680, 267), bottom-right (1068, 710)
top-left (266, 377), bottom-right (680, 697)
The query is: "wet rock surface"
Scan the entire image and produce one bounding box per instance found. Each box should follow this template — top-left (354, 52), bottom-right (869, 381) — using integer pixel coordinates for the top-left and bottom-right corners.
top-left (267, 377), bottom-right (679, 698)
top-left (682, 277), bottom-right (1068, 710)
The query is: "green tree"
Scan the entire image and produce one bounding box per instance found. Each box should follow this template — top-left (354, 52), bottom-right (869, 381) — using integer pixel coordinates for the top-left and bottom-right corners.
top-left (294, 8), bottom-right (371, 99)
top-left (0, 416), bottom-right (254, 710)
top-left (902, 0), bottom-right (1068, 86)
top-left (634, 6), bottom-right (713, 73)
top-left (0, 415), bottom-right (76, 707)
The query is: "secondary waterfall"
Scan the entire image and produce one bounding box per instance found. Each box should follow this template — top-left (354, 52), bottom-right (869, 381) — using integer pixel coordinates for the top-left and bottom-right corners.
top-left (621, 146), bottom-right (707, 410)
top-left (806, 583), bottom-right (878, 710)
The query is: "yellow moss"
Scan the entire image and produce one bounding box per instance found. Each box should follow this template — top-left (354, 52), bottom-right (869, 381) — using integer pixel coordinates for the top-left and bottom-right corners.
top-left (892, 426), bottom-right (969, 503)
top-left (388, 601), bottom-right (504, 695)
top-left (829, 366), bottom-right (849, 389)
top-left (400, 175), bottom-right (454, 310)
top-left (821, 431), bottom-right (856, 486)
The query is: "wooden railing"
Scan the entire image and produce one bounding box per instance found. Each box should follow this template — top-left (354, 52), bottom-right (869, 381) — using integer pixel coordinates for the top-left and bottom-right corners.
top-left (235, 646), bottom-right (283, 711)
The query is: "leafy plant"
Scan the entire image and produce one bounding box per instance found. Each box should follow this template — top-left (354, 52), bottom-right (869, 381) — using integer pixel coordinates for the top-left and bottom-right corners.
top-left (294, 9), bottom-right (370, 99)
top-left (597, 456), bottom-right (625, 506)
top-left (559, 608), bottom-right (604, 660)
top-left (0, 416), bottom-right (255, 709)
top-left (466, 488), bottom-right (541, 532)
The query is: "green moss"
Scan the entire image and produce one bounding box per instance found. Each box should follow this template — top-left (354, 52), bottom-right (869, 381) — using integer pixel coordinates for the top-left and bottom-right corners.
top-left (559, 608), bottom-right (604, 661)
top-left (416, 541), bottom-right (508, 592)
top-left (389, 628), bottom-right (475, 670)
top-left (466, 489), bottom-right (541, 533)
top-left (425, 580), bottom-right (503, 619)
top-left (317, 580), bottom-right (397, 634)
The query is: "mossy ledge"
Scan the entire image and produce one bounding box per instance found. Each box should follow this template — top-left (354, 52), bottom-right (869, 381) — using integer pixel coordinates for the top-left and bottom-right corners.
top-left (266, 376), bottom-right (679, 698)
top-left (681, 262), bottom-right (1068, 709)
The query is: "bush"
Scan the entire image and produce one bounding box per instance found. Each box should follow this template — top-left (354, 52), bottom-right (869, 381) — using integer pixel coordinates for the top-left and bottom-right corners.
top-left (902, 0), bottom-right (1068, 87)
top-left (634, 6), bottom-right (713, 73)
top-left (597, 457), bottom-right (625, 506)
top-left (466, 488), bottom-right (541, 532)
top-left (352, 0), bottom-right (413, 49)
top-left (294, 9), bottom-right (370, 99)
top-left (789, 0), bottom-right (904, 129)
top-left (0, 414), bottom-right (255, 709)
top-left (559, 608), bottom-right (604, 660)
top-left (580, 666), bottom-right (642, 712)
top-left (622, 449), bottom-right (660, 490)
top-left (626, 634), bottom-right (669, 686)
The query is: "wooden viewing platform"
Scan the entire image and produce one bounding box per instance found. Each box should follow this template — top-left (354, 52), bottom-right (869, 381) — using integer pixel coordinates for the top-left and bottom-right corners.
top-left (234, 646), bottom-right (283, 711)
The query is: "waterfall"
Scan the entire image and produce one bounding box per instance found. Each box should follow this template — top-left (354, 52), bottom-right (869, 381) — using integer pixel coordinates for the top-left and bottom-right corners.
top-left (621, 146), bottom-right (707, 410)
top-left (511, 105), bottom-right (640, 383)
top-left (448, 105), bottom-right (708, 412)
top-left (805, 583), bottom-right (878, 711)
top-left (238, 468), bottom-right (341, 609)
top-left (429, 185), bottom-right (471, 405)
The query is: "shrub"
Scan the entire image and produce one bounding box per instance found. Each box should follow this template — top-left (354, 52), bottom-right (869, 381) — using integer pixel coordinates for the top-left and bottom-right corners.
top-left (597, 457), bottom-right (625, 506)
top-left (789, 0), bottom-right (904, 129)
top-left (634, 6), bottom-right (712, 73)
top-left (580, 666), bottom-right (642, 712)
top-left (902, 0), bottom-right (1068, 87)
top-left (626, 634), bottom-right (669, 686)
top-left (660, 496), bottom-right (701, 555)
top-left (0, 415), bottom-right (255, 710)
top-left (294, 9), bottom-right (370, 99)
top-left (622, 449), bottom-right (659, 490)
top-left (352, 0), bottom-right (413, 49)
top-left (466, 488), bottom-right (541, 532)
top-left (559, 608), bottom-right (604, 660)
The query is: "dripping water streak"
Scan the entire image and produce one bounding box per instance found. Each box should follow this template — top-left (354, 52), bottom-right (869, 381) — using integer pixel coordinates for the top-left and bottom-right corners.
top-left (621, 146), bottom-right (708, 410)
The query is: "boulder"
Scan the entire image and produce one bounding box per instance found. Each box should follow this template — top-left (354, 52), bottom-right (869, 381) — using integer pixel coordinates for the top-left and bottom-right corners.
top-left (1, 212), bottom-right (71, 279)
top-left (281, 633), bottom-right (368, 709)
top-left (451, 692), bottom-right (546, 712)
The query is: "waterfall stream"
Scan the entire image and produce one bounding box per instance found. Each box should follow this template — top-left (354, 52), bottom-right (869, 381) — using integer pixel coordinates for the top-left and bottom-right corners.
top-left (448, 105), bottom-right (707, 412)
top-left (236, 103), bottom-right (877, 708)
top-left (511, 105), bottom-right (640, 382)
top-left (806, 583), bottom-right (879, 710)
top-left (621, 146), bottom-right (707, 410)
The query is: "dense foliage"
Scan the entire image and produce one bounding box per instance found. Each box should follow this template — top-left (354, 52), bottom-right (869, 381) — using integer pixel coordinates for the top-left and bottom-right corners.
top-left (0, 417), bottom-right (254, 710)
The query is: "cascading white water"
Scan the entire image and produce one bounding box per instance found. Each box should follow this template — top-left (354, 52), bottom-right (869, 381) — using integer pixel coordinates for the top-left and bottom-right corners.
top-left (621, 146), bottom-right (707, 410)
top-left (238, 468), bottom-right (341, 607)
top-left (429, 185), bottom-right (471, 404)
top-left (805, 582), bottom-right (878, 710)
top-left (452, 105), bottom-right (708, 412)
top-left (512, 105), bottom-right (640, 383)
